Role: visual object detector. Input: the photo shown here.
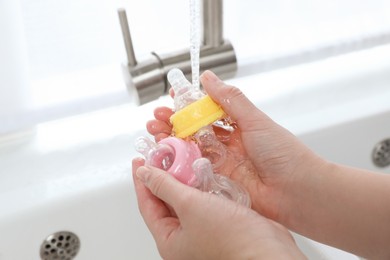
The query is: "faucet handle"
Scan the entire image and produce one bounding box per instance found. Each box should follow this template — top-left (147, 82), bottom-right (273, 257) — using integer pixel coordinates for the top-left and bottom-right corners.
top-left (117, 8), bottom-right (166, 105)
top-left (202, 0), bottom-right (223, 47)
top-left (117, 8), bottom-right (137, 67)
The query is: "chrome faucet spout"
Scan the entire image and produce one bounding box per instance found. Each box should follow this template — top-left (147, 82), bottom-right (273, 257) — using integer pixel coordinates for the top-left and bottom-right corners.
top-left (117, 0), bottom-right (237, 105)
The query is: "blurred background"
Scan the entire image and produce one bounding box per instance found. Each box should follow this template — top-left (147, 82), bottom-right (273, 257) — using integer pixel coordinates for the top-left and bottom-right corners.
top-left (2, 0), bottom-right (390, 134)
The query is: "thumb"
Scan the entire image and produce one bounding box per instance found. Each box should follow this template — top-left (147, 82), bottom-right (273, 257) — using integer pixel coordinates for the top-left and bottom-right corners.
top-left (200, 70), bottom-right (271, 129)
top-left (136, 165), bottom-right (189, 209)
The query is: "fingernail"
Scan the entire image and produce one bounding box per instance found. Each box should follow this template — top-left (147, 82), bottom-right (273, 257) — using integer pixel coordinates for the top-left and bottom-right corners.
top-left (136, 166), bottom-right (151, 183)
top-left (201, 70), bottom-right (222, 84)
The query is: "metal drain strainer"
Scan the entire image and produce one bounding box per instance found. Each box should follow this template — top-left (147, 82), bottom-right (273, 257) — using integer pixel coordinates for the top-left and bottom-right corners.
top-left (372, 138), bottom-right (390, 168)
top-left (40, 231), bottom-right (80, 260)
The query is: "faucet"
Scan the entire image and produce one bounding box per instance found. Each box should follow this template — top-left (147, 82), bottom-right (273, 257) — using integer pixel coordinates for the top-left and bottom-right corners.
top-left (118, 0), bottom-right (237, 105)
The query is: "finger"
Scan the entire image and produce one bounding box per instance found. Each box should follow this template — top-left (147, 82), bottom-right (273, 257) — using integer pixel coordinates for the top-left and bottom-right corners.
top-left (169, 87), bottom-right (175, 98)
top-left (132, 158), bottom-right (148, 200)
top-left (146, 120), bottom-right (172, 136)
top-left (155, 133), bottom-right (170, 142)
top-left (135, 165), bottom-right (190, 213)
top-left (154, 106), bottom-right (174, 122)
top-left (200, 70), bottom-right (271, 130)
top-left (132, 159), bottom-right (179, 242)
top-left (132, 158), bottom-right (170, 220)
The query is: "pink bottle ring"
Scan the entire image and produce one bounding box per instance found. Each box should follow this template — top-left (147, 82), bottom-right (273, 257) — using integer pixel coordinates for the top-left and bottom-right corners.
top-left (158, 137), bottom-right (202, 186)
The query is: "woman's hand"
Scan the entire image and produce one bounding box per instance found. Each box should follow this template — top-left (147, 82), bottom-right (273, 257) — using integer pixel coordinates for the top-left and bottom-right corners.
top-left (144, 70), bottom-right (390, 259)
top-left (146, 70), bottom-right (325, 223)
top-left (132, 158), bottom-right (306, 260)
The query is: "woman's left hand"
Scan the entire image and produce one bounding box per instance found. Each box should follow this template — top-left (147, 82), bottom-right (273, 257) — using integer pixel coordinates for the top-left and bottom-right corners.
top-left (132, 158), bottom-right (306, 260)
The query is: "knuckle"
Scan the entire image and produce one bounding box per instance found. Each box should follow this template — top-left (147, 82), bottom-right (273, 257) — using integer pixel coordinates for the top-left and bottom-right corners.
top-left (148, 172), bottom-right (168, 197)
top-left (223, 84), bottom-right (244, 100)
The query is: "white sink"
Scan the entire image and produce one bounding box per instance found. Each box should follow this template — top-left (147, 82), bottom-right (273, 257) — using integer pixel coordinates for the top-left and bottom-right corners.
top-left (2, 48), bottom-right (390, 259)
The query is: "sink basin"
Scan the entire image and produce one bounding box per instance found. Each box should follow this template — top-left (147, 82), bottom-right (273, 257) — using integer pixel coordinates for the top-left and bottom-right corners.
top-left (1, 49), bottom-right (390, 259)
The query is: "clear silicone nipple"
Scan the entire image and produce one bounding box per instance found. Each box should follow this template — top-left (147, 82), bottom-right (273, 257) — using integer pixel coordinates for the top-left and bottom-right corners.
top-left (135, 136), bottom-right (175, 170)
top-left (194, 126), bottom-right (226, 170)
top-left (192, 158), bottom-right (251, 207)
top-left (167, 68), bottom-right (204, 111)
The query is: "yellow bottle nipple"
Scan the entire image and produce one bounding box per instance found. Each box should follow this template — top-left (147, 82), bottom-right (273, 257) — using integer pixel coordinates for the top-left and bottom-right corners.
top-left (170, 95), bottom-right (225, 138)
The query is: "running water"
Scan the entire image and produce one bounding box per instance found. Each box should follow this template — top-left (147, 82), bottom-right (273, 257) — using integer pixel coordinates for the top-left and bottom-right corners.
top-left (189, 0), bottom-right (201, 89)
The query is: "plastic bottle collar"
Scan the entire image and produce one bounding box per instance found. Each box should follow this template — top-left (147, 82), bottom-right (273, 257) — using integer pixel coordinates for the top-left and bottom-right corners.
top-left (170, 95), bottom-right (225, 138)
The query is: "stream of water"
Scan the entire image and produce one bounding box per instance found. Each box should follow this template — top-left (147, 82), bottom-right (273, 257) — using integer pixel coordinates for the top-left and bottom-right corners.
top-left (189, 0), bottom-right (201, 89)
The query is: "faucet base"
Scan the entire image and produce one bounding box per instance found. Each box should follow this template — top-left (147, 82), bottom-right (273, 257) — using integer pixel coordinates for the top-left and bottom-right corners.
top-left (122, 41), bottom-right (237, 105)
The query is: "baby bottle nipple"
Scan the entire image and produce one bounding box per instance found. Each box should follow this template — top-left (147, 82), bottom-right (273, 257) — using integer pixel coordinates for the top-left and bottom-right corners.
top-left (167, 68), bottom-right (228, 170)
top-left (167, 68), bottom-right (204, 111)
top-left (135, 136), bottom-right (202, 186)
top-left (194, 126), bottom-right (226, 170)
top-left (168, 68), bottom-right (225, 139)
top-left (135, 136), bottom-right (175, 170)
top-left (192, 158), bottom-right (251, 207)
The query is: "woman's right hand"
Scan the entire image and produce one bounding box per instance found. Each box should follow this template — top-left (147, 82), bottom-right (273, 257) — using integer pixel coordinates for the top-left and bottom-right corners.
top-left (146, 70), bottom-right (390, 259)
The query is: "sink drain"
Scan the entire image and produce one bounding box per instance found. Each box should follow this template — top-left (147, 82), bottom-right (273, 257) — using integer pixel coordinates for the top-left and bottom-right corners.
top-left (372, 138), bottom-right (390, 168)
top-left (40, 231), bottom-right (80, 260)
